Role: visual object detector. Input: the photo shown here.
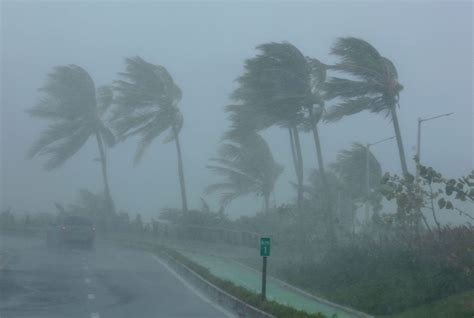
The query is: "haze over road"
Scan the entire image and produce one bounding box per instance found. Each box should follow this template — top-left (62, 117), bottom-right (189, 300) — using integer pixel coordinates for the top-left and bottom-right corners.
top-left (0, 235), bottom-right (232, 318)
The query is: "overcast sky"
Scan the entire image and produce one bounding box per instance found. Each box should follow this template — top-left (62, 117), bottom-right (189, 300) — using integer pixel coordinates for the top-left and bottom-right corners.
top-left (1, 1), bottom-right (472, 221)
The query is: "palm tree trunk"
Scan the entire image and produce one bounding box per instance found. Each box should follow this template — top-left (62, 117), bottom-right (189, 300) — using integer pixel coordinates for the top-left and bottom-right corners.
top-left (95, 133), bottom-right (115, 215)
top-left (390, 106), bottom-right (409, 175)
top-left (291, 125), bottom-right (304, 212)
top-left (308, 107), bottom-right (337, 247)
top-left (308, 107), bottom-right (326, 176)
top-left (172, 124), bottom-right (188, 213)
top-left (263, 193), bottom-right (270, 214)
top-left (288, 127), bottom-right (299, 179)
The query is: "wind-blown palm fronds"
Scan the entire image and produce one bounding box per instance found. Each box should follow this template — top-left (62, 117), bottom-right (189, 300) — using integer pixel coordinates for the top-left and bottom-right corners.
top-left (324, 37), bottom-right (408, 174)
top-left (330, 142), bottom-right (382, 203)
top-left (27, 65), bottom-right (116, 213)
top-left (229, 42), bottom-right (322, 213)
top-left (111, 56), bottom-right (188, 212)
top-left (206, 132), bottom-right (283, 213)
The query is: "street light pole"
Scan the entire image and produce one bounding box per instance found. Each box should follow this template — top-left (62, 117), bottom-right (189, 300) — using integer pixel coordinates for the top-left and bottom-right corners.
top-left (415, 112), bottom-right (454, 183)
top-left (365, 136), bottom-right (395, 222)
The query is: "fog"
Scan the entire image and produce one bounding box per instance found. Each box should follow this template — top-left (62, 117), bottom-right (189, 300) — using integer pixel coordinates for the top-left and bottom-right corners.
top-left (1, 1), bottom-right (472, 220)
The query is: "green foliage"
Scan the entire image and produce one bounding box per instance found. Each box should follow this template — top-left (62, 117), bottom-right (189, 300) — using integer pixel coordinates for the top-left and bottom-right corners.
top-left (206, 132), bottom-right (283, 209)
top-left (383, 289), bottom-right (474, 318)
top-left (111, 56), bottom-right (183, 163)
top-left (278, 227), bottom-right (474, 315)
top-left (27, 65), bottom-right (115, 169)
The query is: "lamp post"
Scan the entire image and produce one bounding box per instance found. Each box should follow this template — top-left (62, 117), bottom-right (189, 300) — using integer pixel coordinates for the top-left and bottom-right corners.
top-left (416, 112), bottom-right (454, 183)
top-left (365, 136), bottom-right (395, 222)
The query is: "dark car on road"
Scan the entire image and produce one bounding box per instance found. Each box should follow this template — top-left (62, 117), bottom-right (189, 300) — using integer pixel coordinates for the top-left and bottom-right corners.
top-left (47, 215), bottom-right (95, 248)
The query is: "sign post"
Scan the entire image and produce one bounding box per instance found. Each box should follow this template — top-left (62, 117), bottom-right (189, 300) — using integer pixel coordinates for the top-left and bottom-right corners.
top-left (260, 237), bottom-right (271, 301)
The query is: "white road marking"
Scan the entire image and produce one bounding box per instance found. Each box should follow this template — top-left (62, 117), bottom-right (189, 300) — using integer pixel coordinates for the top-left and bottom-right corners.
top-left (150, 254), bottom-right (236, 318)
top-left (85, 278), bottom-right (91, 284)
top-left (87, 293), bottom-right (96, 300)
top-left (91, 313), bottom-right (100, 318)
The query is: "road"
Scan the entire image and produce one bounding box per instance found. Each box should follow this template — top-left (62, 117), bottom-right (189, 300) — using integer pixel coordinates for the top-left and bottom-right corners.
top-left (0, 235), bottom-right (233, 318)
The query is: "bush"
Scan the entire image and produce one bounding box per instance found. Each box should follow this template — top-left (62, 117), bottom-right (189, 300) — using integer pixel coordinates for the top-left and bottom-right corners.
top-left (277, 226), bottom-right (474, 315)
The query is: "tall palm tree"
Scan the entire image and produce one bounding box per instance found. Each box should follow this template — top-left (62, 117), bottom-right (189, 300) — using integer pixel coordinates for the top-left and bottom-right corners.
top-left (229, 42), bottom-right (316, 212)
top-left (205, 132), bottom-right (283, 213)
top-left (324, 37), bottom-right (408, 175)
top-left (306, 57), bottom-right (329, 177)
top-left (111, 56), bottom-right (188, 212)
top-left (27, 65), bottom-right (116, 214)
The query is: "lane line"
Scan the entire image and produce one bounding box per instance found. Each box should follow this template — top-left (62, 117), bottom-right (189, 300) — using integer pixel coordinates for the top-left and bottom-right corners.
top-left (91, 313), bottom-right (100, 318)
top-left (87, 293), bottom-right (96, 300)
top-left (83, 265), bottom-right (89, 270)
top-left (150, 254), bottom-right (235, 318)
top-left (85, 278), bottom-right (92, 284)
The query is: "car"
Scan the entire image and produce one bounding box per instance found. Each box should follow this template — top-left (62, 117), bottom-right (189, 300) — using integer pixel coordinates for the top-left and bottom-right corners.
top-left (47, 215), bottom-right (95, 248)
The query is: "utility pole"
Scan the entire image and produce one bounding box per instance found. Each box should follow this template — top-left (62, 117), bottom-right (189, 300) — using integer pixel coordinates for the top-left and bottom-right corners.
top-left (415, 112), bottom-right (454, 183)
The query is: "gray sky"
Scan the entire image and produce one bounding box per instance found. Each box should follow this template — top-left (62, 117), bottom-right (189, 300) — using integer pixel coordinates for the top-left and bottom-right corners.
top-left (1, 1), bottom-right (472, 220)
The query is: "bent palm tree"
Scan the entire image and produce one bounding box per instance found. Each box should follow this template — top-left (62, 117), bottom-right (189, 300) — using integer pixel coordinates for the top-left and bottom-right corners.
top-left (324, 37), bottom-right (408, 175)
top-left (206, 132), bottom-right (283, 213)
top-left (229, 42), bottom-right (314, 212)
top-left (111, 56), bottom-right (188, 212)
top-left (27, 65), bottom-right (116, 214)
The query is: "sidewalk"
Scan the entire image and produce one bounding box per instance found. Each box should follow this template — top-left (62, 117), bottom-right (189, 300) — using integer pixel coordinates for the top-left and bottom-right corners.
top-left (175, 249), bottom-right (371, 318)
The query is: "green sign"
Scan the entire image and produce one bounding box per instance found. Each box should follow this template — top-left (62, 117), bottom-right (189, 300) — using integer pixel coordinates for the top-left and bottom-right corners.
top-left (260, 237), bottom-right (271, 256)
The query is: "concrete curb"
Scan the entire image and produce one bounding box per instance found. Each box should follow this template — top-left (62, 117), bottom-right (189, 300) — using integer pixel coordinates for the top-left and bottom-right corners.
top-left (158, 251), bottom-right (275, 318)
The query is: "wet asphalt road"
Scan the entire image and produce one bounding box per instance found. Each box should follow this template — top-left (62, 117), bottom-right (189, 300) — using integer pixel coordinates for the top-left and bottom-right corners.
top-left (0, 235), bottom-right (231, 318)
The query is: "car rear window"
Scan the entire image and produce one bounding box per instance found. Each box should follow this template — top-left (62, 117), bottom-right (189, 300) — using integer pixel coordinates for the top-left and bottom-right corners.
top-left (62, 216), bottom-right (92, 226)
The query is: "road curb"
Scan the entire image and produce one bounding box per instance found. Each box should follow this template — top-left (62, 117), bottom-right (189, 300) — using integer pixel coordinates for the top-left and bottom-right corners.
top-left (158, 251), bottom-right (275, 318)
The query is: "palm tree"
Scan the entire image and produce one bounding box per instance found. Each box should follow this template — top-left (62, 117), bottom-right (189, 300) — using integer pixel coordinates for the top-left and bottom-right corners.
top-left (330, 142), bottom-right (383, 214)
top-left (111, 56), bottom-right (188, 212)
top-left (324, 37), bottom-right (408, 175)
top-left (27, 65), bottom-right (116, 214)
top-left (303, 170), bottom-right (355, 235)
top-left (306, 57), bottom-right (329, 177)
top-left (205, 132), bottom-right (283, 213)
top-left (229, 42), bottom-right (316, 211)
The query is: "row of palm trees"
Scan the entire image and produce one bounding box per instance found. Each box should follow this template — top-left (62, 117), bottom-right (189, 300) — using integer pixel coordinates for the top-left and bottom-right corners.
top-left (28, 37), bottom-right (408, 228)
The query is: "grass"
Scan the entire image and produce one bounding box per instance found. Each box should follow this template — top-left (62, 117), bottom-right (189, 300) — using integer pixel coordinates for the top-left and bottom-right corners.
top-left (381, 289), bottom-right (474, 318)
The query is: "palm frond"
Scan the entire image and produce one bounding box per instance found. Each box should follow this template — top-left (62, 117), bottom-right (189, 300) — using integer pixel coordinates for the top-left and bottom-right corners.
top-left (330, 37), bottom-right (384, 81)
top-left (324, 97), bottom-right (376, 122)
top-left (330, 142), bottom-right (382, 198)
top-left (97, 86), bottom-right (114, 115)
top-left (111, 56), bottom-right (183, 155)
top-left (27, 65), bottom-right (102, 169)
top-left (205, 132), bottom-right (283, 207)
top-left (133, 114), bottom-right (172, 164)
top-left (42, 126), bottom-right (92, 170)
